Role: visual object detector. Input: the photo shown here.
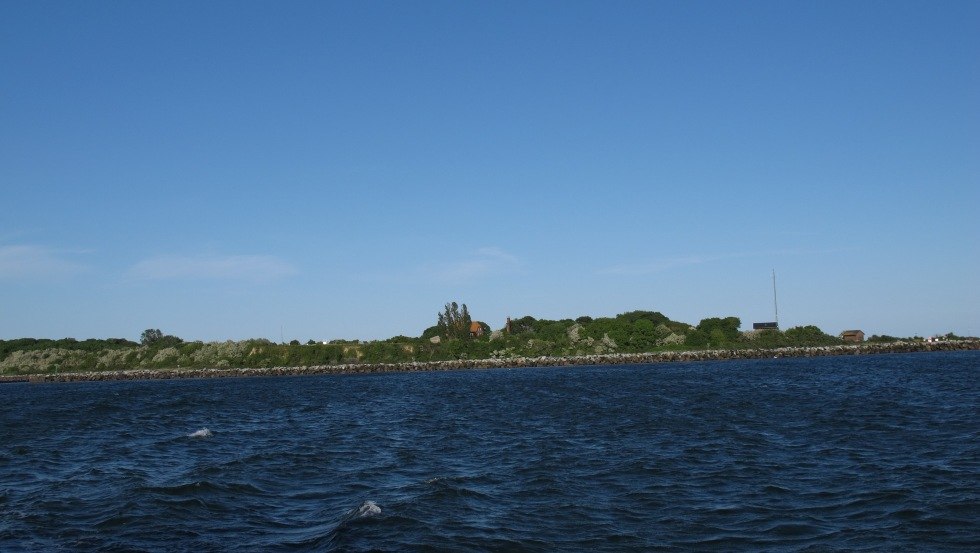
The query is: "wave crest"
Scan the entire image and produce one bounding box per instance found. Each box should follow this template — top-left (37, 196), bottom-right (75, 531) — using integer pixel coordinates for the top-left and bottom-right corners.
top-left (354, 500), bottom-right (381, 518)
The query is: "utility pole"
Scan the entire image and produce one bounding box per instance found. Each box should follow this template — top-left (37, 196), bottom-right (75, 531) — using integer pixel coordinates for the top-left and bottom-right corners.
top-left (772, 269), bottom-right (779, 329)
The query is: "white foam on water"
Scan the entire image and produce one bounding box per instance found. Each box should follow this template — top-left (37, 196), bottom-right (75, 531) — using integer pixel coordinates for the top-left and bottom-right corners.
top-left (187, 428), bottom-right (213, 438)
top-left (355, 500), bottom-right (381, 518)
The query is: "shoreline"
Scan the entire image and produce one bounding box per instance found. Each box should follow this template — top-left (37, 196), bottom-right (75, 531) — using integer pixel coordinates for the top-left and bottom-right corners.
top-left (2, 339), bottom-right (978, 384)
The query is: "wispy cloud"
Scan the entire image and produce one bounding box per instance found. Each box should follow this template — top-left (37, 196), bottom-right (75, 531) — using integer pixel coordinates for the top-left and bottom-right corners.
top-left (599, 253), bottom-right (738, 276)
top-left (599, 248), bottom-right (846, 276)
top-left (127, 254), bottom-right (298, 283)
top-left (427, 247), bottom-right (521, 282)
top-left (0, 245), bottom-right (90, 279)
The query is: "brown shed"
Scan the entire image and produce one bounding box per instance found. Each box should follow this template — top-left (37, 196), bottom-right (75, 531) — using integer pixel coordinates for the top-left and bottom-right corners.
top-left (840, 330), bottom-right (865, 343)
top-left (469, 321), bottom-right (485, 338)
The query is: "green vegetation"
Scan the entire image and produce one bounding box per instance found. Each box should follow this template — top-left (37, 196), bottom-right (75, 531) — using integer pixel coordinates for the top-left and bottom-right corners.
top-left (0, 310), bottom-right (972, 376)
top-left (436, 302), bottom-right (473, 341)
top-left (140, 328), bottom-right (183, 348)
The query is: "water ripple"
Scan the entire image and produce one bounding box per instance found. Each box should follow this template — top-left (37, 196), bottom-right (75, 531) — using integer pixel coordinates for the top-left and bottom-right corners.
top-left (0, 352), bottom-right (978, 551)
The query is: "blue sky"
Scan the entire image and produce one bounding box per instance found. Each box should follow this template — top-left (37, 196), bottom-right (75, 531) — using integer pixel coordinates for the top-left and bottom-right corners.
top-left (2, 1), bottom-right (977, 342)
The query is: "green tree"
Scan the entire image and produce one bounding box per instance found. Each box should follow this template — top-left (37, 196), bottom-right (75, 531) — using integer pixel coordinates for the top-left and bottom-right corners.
top-left (784, 325), bottom-right (840, 346)
top-left (141, 329), bottom-right (183, 348)
top-left (754, 329), bottom-right (788, 348)
top-left (684, 329), bottom-right (709, 348)
top-left (509, 316), bottom-right (537, 334)
top-left (156, 335), bottom-right (184, 348)
top-left (627, 319), bottom-right (658, 351)
top-left (709, 329), bottom-right (729, 347)
top-left (617, 310), bottom-right (670, 326)
top-left (141, 329), bottom-right (164, 346)
top-left (437, 301), bottom-right (473, 340)
top-left (695, 317), bottom-right (742, 345)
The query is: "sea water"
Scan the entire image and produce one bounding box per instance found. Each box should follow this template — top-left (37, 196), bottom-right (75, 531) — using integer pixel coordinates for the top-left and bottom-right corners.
top-left (1, 351), bottom-right (977, 551)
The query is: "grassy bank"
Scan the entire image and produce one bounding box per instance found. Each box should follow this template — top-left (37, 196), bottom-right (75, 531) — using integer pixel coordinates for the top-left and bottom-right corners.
top-left (4, 339), bottom-right (978, 383)
top-left (3, 310), bottom-right (972, 379)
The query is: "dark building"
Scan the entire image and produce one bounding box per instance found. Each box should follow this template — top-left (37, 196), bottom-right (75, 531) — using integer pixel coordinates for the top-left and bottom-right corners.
top-left (753, 322), bottom-right (779, 330)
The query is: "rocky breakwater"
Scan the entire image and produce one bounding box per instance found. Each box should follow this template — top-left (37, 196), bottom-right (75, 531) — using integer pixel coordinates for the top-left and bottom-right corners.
top-left (13, 339), bottom-right (980, 383)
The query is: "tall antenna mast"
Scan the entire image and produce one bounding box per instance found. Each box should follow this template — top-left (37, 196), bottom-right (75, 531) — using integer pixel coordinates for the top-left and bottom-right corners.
top-left (772, 269), bottom-right (779, 329)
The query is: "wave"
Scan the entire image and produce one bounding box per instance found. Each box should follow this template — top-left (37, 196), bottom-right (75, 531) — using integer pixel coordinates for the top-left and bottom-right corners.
top-left (421, 476), bottom-right (494, 501)
top-left (6, 352), bottom-right (977, 552)
top-left (283, 500), bottom-right (384, 550)
top-left (349, 500), bottom-right (381, 519)
top-left (139, 479), bottom-right (269, 498)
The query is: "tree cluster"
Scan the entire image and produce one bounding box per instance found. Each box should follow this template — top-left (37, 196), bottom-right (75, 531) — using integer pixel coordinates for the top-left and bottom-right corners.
top-left (436, 302), bottom-right (473, 341)
top-left (140, 329), bottom-right (184, 348)
top-left (685, 317), bottom-right (742, 347)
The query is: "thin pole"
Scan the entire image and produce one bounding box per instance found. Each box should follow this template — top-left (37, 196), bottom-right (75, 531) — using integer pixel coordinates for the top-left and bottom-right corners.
top-left (772, 269), bottom-right (779, 328)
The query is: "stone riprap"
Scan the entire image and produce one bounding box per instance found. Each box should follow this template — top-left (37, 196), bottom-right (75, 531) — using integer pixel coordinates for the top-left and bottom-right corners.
top-left (3, 340), bottom-right (978, 384)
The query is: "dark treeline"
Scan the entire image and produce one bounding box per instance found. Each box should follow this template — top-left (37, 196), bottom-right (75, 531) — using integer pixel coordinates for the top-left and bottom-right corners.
top-left (0, 308), bottom-right (971, 376)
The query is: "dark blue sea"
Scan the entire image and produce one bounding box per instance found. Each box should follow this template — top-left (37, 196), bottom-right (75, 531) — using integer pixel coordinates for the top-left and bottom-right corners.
top-left (2, 352), bottom-right (978, 552)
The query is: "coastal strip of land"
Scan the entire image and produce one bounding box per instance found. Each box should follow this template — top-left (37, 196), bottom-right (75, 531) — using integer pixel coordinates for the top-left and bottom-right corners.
top-left (1, 339), bottom-right (977, 384)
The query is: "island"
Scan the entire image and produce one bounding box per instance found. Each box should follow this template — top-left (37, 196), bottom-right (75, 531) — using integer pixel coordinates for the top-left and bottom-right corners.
top-left (3, 305), bottom-right (977, 382)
